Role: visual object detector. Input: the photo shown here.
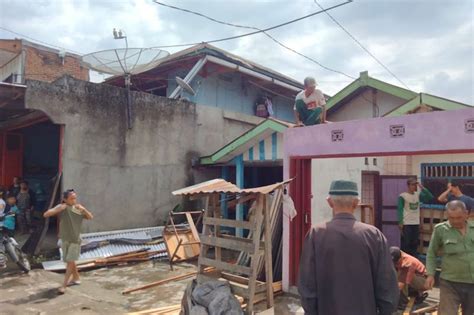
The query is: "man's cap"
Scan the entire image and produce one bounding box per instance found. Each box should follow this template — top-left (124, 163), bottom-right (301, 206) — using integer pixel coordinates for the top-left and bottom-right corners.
top-left (390, 246), bottom-right (401, 262)
top-left (329, 180), bottom-right (358, 196)
top-left (304, 77), bottom-right (317, 87)
top-left (407, 177), bottom-right (418, 185)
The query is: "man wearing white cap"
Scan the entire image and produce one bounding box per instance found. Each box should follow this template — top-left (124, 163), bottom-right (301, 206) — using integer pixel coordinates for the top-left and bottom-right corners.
top-left (294, 77), bottom-right (326, 126)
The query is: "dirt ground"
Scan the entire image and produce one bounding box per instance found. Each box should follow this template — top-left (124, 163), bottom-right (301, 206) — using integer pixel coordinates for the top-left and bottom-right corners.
top-left (0, 259), bottom-right (303, 315)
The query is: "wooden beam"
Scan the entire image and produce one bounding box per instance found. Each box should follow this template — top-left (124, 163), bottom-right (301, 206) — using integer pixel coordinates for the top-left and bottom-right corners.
top-left (198, 257), bottom-right (253, 276)
top-left (203, 217), bottom-right (254, 229)
top-left (200, 235), bottom-right (258, 253)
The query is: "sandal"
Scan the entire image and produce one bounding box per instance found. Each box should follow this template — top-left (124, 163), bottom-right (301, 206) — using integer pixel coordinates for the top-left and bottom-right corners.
top-left (68, 280), bottom-right (81, 286)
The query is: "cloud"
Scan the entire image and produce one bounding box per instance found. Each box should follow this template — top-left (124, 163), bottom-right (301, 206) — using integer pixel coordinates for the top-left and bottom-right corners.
top-left (0, 0), bottom-right (472, 104)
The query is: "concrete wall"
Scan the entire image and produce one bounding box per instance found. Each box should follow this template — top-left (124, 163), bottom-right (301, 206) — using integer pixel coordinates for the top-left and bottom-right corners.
top-left (310, 156), bottom-right (385, 225)
top-left (166, 68), bottom-right (295, 122)
top-left (328, 89), bottom-right (406, 122)
top-left (24, 76), bottom-right (256, 232)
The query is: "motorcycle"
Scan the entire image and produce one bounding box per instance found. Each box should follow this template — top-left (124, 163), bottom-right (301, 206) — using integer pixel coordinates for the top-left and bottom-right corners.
top-left (0, 213), bottom-right (31, 273)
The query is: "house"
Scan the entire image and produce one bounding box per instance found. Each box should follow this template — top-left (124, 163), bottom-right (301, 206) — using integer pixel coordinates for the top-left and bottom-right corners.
top-left (105, 43), bottom-right (305, 122)
top-left (197, 71), bottom-right (472, 231)
top-left (282, 108), bottom-right (474, 291)
top-left (0, 39), bottom-right (89, 83)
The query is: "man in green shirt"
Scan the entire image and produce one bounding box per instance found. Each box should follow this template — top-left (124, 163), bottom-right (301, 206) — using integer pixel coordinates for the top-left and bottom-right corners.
top-left (44, 189), bottom-right (93, 294)
top-left (425, 200), bottom-right (474, 314)
top-left (397, 178), bottom-right (433, 256)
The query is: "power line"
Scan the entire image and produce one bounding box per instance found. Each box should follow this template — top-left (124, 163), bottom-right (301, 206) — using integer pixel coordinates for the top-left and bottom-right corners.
top-left (0, 26), bottom-right (84, 55)
top-left (153, 0), bottom-right (355, 79)
top-left (313, 0), bottom-right (410, 89)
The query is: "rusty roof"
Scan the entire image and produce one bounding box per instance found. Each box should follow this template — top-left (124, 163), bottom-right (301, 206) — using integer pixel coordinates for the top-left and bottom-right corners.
top-left (172, 178), bottom-right (292, 196)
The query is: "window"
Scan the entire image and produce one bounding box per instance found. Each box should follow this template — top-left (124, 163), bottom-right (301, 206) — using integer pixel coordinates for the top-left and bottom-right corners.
top-left (421, 162), bottom-right (474, 205)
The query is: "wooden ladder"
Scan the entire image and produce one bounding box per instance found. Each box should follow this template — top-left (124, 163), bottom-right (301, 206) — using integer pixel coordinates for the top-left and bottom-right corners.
top-left (196, 190), bottom-right (282, 314)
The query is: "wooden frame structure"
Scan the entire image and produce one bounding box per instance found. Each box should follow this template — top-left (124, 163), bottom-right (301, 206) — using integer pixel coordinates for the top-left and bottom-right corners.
top-left (163, 210), bottom-right (204, 269)
top-left (173, 179), bottom-right (290, 314)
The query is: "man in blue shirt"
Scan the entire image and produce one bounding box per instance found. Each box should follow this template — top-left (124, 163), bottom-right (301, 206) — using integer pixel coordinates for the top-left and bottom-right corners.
top-left (438, 180), bottom-right (474, 213)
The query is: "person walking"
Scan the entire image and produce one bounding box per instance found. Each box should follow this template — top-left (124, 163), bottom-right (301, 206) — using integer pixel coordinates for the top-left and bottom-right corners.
top-left (298, 180), bottom-right (399, 315)
top-left (43, 189), bottom-right (93, 294)
top-left (398, 177), bottom-right (433, 256)
top-left (425, 200), bottom-right (474, 314)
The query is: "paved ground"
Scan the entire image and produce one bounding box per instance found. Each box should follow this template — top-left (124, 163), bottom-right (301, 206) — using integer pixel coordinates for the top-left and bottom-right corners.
top-left (0, 259), bottom-right (303, 314)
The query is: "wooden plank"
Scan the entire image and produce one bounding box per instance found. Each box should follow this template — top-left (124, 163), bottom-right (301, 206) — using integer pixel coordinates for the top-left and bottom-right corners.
top-left (403, 297), bottom-right (416, 315)
top-left (221, 234), bottom-right (264, 248)
top-left (221, 272), bottom-right (265, 286)
top-left (185, 212), bottom-right (200, 243)
top-left (411, 304), bottom-right (439, 314)
top-left (203, 217), bottom-right (254, 229)
top-left (198, 195), bottom-right (211, 274)
top-left (198, 257), bottom-right (252, 276)
top-left (263, 188), bottom-right (280, 308)
top-left (246, 194), bottom-right (265, 315)
top-left (227, 193), bottom-right (258, 208)
top-left (213, 194), bottom-right (222, 262)
top-left (200, 235), bottom-right (257, 253)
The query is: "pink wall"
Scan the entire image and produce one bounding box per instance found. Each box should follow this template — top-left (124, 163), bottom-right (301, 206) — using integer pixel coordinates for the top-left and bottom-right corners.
top-left (284, 108), bottom-right (474, 159)
top-left (281, 108), bottom-right (474, 291)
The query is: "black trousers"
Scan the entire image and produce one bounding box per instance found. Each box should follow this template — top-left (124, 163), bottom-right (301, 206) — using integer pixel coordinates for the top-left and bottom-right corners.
top-left (401, 225), bottom-right (419, 256)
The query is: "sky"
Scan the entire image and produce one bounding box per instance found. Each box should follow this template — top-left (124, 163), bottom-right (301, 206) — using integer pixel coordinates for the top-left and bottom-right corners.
top-left (0, 0), bottom-right (473, 104)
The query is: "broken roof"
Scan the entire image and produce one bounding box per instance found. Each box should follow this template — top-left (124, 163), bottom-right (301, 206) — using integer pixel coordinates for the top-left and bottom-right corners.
top-left (172, 178), bottom-right (291, 196)
top-left (106, 43), bottom-right (303, 91)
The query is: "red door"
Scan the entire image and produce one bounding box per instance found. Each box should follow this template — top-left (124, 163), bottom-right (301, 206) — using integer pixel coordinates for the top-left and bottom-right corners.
top-left (0, 132), bottom-right (23, 187)
top-left (379, 175), bottom-right (412, 247)
top-left (289, 158), bottom-right (312, 285)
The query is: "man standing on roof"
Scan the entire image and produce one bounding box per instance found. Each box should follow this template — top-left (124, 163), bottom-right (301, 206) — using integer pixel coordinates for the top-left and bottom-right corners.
top-left (294, 77), bottom-right (326, 126)
top-left (44, 189), bottom-right (93, 295)
top-left (398, 177), bottom-right (433, 256)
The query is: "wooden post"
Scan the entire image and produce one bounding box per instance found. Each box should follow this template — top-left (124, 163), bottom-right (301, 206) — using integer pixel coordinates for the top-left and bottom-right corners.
top-left (247, 194), bottom-right (265, 315)
top-left (199, 195), bottom-right (211, 275)
top-left (264, 189), bottom-right (279, 308)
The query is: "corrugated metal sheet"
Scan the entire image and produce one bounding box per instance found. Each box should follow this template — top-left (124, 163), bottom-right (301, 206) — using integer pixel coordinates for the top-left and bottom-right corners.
top-left (42, 226), bottom-right (167, 271)
top-left (172, 179), bottom-right (292, 196)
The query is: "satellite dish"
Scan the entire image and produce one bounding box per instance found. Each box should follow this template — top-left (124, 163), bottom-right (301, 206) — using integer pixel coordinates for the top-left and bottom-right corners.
top-left (82, 48), bottom-right (169, 129)
top-left (176, 76), bottom-right (196, 96)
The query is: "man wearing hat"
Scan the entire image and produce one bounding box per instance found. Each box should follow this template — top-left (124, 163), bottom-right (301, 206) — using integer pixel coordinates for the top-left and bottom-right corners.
top-left (298, 180), bottom-right (399, 315)
top-left (294, 77), bottom-right (326, 126)
top-left (398, 178), bottom-right (433, 256)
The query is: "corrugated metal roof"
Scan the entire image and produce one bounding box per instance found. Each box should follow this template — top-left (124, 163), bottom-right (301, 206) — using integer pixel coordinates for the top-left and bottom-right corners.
top-left (172, 179), bottom-right (292, 196)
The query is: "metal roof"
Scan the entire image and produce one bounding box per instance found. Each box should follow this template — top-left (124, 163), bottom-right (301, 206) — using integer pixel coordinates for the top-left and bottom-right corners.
top-left (42, 226), bottom-right (167, 271)
top-left (172, 179), bottom-right (292, 196)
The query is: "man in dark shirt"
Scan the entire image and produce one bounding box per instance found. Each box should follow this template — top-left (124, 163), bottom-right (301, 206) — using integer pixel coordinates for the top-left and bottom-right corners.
top-left (298, 180), bottom-right (399, 315)
top-left (438, 180), bottom-right (474, 213)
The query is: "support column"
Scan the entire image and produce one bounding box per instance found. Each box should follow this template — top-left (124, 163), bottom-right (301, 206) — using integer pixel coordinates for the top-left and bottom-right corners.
top-left (235, 154), bottom-right (244, 237)
top-left (221, 166), bottom-right (229, 219)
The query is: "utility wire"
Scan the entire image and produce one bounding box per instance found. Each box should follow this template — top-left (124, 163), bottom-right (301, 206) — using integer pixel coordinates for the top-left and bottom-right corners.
top-left (153, 0), bottom-right (355, 79)
top-left (313, 0), bottom-right (410, 89)
top-left (0, 26), bottom-right (84, 55)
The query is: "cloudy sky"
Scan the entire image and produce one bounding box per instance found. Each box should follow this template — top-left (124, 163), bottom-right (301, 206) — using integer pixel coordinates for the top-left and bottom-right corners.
top-left (0, 0), bottom-right (472, 104)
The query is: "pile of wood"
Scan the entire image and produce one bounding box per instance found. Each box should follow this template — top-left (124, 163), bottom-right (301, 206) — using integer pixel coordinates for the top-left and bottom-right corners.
top-left (75, 248), bottom-right (167, 270)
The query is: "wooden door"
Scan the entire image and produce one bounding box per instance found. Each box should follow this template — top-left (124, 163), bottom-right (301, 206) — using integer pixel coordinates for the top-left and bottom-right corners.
top-left (379, 175), bottom-right (412, 247)
top-left (289, 158), bottom-right (312, 285)
top-left (1, 132), bottom-right (23, 186)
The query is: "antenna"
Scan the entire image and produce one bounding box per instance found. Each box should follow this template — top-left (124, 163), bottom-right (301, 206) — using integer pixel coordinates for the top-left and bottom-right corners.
top-left (82, 31), bottom-right (169, 129)
top-left (176, 76), bottom-right (196, 96)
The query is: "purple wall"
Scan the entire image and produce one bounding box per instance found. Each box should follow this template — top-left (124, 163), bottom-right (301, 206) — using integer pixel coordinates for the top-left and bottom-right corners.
top-left (283, 108), bottom-right (474, 158)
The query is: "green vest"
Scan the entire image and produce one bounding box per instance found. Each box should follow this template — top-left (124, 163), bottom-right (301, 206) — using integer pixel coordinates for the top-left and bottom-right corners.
top-left (59, 205), bottom-right (84, 243)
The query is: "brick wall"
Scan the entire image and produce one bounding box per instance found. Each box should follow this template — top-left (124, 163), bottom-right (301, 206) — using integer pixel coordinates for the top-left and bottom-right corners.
top-left (24, 45), bottom-right (89, 82)
top-left (0, 39), bottom-right (22, 54)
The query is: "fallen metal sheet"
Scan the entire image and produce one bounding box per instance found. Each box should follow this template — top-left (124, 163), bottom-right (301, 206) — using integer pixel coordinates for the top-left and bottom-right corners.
top-left (42, 226), bottom-right (168, 271)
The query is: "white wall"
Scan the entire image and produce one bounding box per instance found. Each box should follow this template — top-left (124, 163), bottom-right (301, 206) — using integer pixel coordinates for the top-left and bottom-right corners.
top-left (311, 157), bottom-right (385, 225)
top-left (328, 89), bottom-right (406, 122)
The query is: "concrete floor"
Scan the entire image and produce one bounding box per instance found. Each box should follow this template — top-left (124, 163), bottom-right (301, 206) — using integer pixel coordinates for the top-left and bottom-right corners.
top-left (0, 259), bottom-right (303, 315)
